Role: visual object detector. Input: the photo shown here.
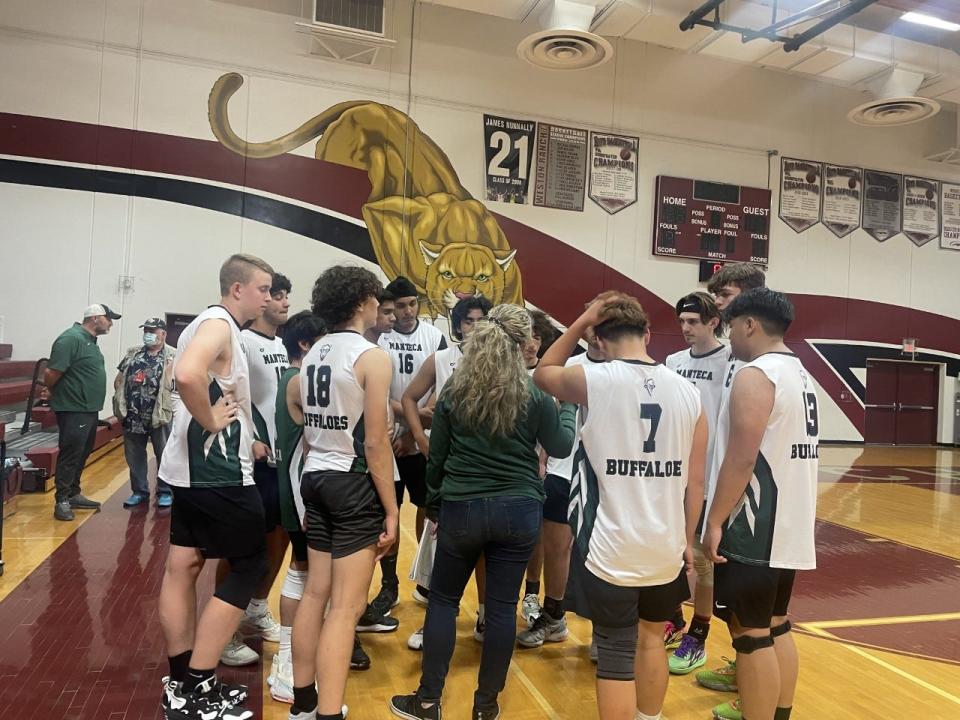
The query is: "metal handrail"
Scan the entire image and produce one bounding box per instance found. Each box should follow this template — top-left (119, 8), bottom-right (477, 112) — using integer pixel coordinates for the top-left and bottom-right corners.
top-left (20, 357), bottom-right (49, 436)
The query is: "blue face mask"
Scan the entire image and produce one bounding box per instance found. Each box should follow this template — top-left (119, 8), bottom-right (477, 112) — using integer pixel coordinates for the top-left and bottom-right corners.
top-left (143, 332), bottom-right (158, 346)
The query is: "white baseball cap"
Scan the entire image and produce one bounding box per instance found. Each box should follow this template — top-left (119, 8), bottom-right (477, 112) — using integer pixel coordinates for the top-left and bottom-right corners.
top-left (83, 303), bottom-right (122, 320)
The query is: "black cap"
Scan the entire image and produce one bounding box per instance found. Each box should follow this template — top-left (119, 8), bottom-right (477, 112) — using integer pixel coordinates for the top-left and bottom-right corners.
top-left (139, 317), bottom-right (166, 330)
top-left (385, 276), bottom-right (418, 300)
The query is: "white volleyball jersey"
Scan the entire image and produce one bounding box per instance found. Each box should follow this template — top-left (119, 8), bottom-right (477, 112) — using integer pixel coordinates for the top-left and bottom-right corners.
top-left (159, 306), bottom-right (255, 488)
top-left (302, 331), bottom-right (380, 473)
top-left (434, 344), bottom-right (462, 395)
top-left (378, 321), bottom-right (447, 430)
top-left (545, 352), bottom-right (603, 481)
top-left (572, 360), bottom-right (702, 587)
top-left (242, 329), bottom-right (288, 458)
top-left (709, 352), bottom-right (819, 570)
top-left (666, 344), bottom-right (730, 495)
top-left (707, 355), bottom-right (744, 499)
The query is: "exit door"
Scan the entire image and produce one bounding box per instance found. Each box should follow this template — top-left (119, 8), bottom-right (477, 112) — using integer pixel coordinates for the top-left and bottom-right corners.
top-left (864, 359), bottom-right (940, 445)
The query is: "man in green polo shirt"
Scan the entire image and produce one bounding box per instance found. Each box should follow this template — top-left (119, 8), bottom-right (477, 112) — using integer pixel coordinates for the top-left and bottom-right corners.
top-left (44, 303), bottom-right (120, 521)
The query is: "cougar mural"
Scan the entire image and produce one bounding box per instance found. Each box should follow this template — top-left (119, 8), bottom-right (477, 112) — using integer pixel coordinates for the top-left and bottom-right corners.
top-left (208, 73), bottom-right (522, 318)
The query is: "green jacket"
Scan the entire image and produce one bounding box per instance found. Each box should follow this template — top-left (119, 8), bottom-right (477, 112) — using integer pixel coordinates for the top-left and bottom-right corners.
top-left (112, 343), bottom-right (177, 427)
top-left (425, 377), bottom-right (577, 514)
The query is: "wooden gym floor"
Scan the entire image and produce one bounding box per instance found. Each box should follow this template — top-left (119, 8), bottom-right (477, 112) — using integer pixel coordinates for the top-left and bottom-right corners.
top-left (0, 444), bottom-right (957, 719)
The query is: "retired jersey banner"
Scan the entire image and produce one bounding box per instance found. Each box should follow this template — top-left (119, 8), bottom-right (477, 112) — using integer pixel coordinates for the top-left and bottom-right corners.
top-left (862, 170), bottom-right (902, 242)
top-left (534, 122), bottom-right (588, 212)
top-left (902, 176), bottom-right (940, 247)
top-left (588, 132), bottom-right (639, 215)
top-left (483, 114), bottom-right (535, 204)
top-left (821, 164), bottom-right (862, 238)
top-left (778, 158), bottom-right (822, 233)
top-left (941, 182), bottom-right (960, 251)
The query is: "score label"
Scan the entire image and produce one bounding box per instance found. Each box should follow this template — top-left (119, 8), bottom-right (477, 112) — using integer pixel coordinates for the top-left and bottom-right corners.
top-left (653, 176), bottom-right (771, 265)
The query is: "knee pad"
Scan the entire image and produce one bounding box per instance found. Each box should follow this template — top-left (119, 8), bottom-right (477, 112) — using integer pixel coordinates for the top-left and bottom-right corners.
top-left (732, 633), bottom-right (774, 655)
top-left (771, 620), bottom-right (792, 638)
top-left (281, 567), bottom-right (307, 602)
top-left (594, 624), bottom-right (638, 681)
top-left (215, 550), bottom-right (268, 610)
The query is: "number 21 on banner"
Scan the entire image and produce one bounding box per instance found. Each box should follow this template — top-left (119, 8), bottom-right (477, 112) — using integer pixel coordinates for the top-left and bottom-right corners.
top-left (488, 131), bottom-right (529, 179)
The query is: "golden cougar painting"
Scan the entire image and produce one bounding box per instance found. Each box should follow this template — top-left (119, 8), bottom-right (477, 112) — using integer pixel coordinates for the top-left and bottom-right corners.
top-left (208, 73), bottom-right (523, 319)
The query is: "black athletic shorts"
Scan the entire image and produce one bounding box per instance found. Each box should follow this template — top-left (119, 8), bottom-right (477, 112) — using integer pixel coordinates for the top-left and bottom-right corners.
top-left (395, 453), bottom-right (427, 507)
top-left (583, 565), bottom-right (690, 627)
top-left (301, 470), bottom-right (385, 558)
top-left (543, 473), bottom-right (571, 524)
top-left (170, 485), bottom-right (266, 559)
top-left (288, 528), bottom-right (309, 563)
top-left (713, 559), bottom-right (796, 629)
top-left (253, 462), bottom-right (281, 532)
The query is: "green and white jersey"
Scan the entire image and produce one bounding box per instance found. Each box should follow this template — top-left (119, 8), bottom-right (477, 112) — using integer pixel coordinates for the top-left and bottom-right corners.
top-left (242, 329), bottom-right (288, 462)
top-left (378, 320), bottom-right (447, 433)
top-left (572, 360), bottom-right (701, 587)
top-left (433, 344), bottom-right (462, 395)
top-left (159, 306), bottom-right (254, 488)
top-left (545, 352), bottom-right (603, 482)
top-left (276, 367), bottom-right (306, 528)
top-left (709, 352), bottom-right (819, 570)
top-left (302, 331), bottom-right (380, 474)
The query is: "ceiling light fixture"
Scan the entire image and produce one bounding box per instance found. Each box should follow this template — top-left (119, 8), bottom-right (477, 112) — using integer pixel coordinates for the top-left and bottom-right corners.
top-left (900, 11), bottom-right (960, 32)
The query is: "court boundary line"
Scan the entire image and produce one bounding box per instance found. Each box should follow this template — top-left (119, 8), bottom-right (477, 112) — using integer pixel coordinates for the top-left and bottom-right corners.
top-left (814, 517), bottom-right (960, 562)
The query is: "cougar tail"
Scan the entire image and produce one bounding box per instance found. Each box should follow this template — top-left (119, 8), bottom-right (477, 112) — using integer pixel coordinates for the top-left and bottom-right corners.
top-left (208, 72), bottom-right (368, 159)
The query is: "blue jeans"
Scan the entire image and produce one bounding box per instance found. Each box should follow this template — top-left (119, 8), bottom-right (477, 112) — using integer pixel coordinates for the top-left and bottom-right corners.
top-left (418, 496), bottom-right (542, 710)
top-left (123, 425), bottom-right (171, 497)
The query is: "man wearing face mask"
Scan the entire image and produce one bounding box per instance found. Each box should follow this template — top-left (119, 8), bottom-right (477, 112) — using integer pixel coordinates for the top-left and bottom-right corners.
top-left (114, 318), bottom-right (176, 508)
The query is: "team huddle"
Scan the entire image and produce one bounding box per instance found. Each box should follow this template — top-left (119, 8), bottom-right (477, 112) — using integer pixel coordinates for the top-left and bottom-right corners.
top-left (155, 255), bottom-right (819, 720)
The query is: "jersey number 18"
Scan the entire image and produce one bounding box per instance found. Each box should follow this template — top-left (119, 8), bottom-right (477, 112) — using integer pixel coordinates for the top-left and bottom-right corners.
top-left (305, 365), bottom-right (332, 408)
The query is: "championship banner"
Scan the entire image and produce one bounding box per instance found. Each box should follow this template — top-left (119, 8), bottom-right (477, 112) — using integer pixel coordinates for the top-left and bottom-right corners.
top-left (862, 170), bottom-right (902, 242)
top-left (902, 176), bottom-right (940, 247)
top-left (588, 132), bottom-right (639, 215)
top-left (533, 122), bottom-right (588, 212)
top-left (941, 182), bottom-right (960, 251)
top-left (778, 158), bottom-right (822, 233)
top-left (821, 164), bottom-right (862, 238)
top-left (483, 114), bottom-right (535, 204)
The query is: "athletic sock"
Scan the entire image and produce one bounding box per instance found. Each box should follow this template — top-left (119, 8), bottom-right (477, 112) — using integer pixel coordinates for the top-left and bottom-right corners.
top-left (182, 668), bottom-right (215, 694)
top-left (247, 597), bottom-right (268, 617)
top-left (291, 684), bottom-right (318, 714)
top-left (689, 615), bottom-right (711, 643)
top-left (279, 625), bottom-right (292, 662)
top-left (380, 554), bottom-right (399, 587)
top-left (416, 584), bottom-right (430, 599)
top-left (478, 603), bottom-right (485, 624)
top-left (670, 607), bottom-right (685, 631)
top-left (167, 650), bottom-right (192, 683)
top-left (525, 580), bottom-right (541, 597)
top-left (774, 707), bottom-right (792, 720)
top-left (543, 596), bottom-right (564, 620)
top-left (317, 714), bottom-right (344, 720)
top-left (634, 710), bottom-right (662, 720)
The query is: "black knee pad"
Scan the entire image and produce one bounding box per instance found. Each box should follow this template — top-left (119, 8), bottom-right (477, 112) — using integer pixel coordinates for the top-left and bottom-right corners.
top-left (732, 633), bottom-right (774, 655)
top-left (594, 624), bottom-right (638, 681)
top-left (771, 620), bottom-right (792, 638)
top-left (214, 549), bottom-right (268, 610)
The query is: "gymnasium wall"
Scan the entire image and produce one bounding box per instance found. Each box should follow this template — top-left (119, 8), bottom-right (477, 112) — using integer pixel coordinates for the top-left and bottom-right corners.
top-left (1, 0), bottom-right (959, 442)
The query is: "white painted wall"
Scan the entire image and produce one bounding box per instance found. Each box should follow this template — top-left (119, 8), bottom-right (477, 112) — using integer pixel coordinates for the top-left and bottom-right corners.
top-left (1, 0), bottom-right (959, 437)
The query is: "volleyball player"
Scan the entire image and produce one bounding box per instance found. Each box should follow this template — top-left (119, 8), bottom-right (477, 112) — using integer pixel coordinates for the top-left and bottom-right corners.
top-left (535, 292), bottom-right (707, 720)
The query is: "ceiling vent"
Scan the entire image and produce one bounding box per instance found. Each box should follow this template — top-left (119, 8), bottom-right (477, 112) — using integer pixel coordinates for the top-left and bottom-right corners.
top-left (295, 0), bottom-right (394, 66)
top-left (517, 0), bottom-right (613, 71)
top-left (848, 67), bottom-right (941, 127)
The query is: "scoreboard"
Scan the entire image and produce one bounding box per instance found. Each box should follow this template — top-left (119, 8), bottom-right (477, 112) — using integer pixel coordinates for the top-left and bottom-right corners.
top-left (653, 176), bottom-right (771, 265)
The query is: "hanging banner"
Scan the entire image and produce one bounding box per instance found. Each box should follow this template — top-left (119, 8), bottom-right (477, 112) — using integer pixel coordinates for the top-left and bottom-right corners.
top-left (483, 114), bottom-right (536, 204)
top-left (941, 181), bottom-right (960, 251)
top-left (533, 122), bottom-right (588, 212)
top-left (862, 170), bottom-right (902, 242)
top-left (778, 158), bottom-right (822, 233)
top-left (821, 164), bottom-right (862, 238)
top-left (588, 132), bottom-right (639, 215)
top-left (901, 176), bottom-right (940, 247)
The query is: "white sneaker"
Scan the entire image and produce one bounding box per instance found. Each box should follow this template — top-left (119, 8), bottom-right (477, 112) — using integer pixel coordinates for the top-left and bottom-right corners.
top-left (412, 587), bottom-right (429, 606)
top-left (241, 608), bottom-right (281, 642)
top-left (521, 593), bottom-right (542, 624)
top-left (407, 626), bottom-right (424, 651)
top-left (289, 705), bottom-right (348, 720)
top-left (220, 632), bottom-right (259, 666)
top-left (267, 653), bottom-right (281, 687)
top-left (271, 657), bottom-right (294, 704)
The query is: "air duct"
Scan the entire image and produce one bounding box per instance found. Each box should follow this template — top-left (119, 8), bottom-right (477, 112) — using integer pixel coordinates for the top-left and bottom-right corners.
top-left (848, 67), bottom-right (941, 127)
top-left (517, 0), bottom-right (613, 71)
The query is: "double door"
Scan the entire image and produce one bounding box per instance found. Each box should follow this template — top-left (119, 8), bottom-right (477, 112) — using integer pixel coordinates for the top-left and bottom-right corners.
top-left (864, 359), bottom-right (940, 445)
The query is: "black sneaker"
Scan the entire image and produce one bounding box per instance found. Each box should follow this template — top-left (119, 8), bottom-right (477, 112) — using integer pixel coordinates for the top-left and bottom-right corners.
top-left (472, 704), bottom-right (500, 720)
top-left (356, 608), bottom-right (400, 633)
top-left (68, 493), bottom-right (101, 509)
top-left (164, 677), bottom-right (253, 720)
top-left (161, 676), bottom-right (247, 710)
top-left (390, 693), bottom-right (441, 720)
top-left (351, 634), bottom-right (371, 670)
top-left (369, 583), bottom-right (400, 617)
